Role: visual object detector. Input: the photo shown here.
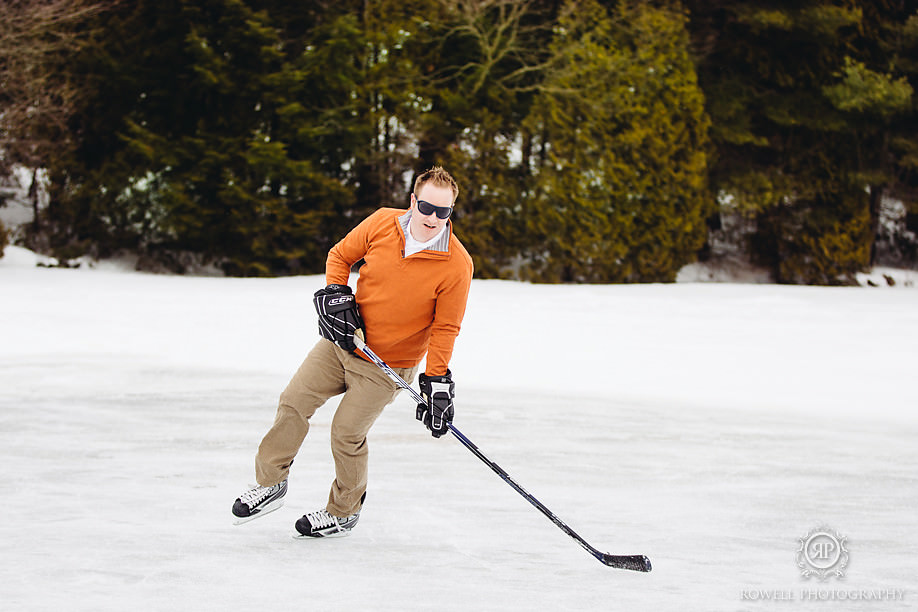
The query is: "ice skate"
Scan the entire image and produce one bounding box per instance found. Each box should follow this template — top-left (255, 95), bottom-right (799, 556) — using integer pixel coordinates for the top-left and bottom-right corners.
top-left (232, 480), bottom-right (287, 525)
top-left (293, 508), bottom-right (360, 538)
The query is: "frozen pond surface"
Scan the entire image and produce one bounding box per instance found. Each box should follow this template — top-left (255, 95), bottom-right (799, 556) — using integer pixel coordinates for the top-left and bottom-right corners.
top-left (2, 251), bottom-right (916, 610)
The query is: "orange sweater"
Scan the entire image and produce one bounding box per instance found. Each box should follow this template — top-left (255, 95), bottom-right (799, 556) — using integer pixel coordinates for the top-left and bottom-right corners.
top-left (326, 207), bottom-right (473, 375)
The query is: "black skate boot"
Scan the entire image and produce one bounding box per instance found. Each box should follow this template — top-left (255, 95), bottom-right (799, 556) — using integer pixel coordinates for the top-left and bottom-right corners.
top-left (293, 508), bottom-right (360, 538)
top-left (232, 480), bottom-right (287, 525)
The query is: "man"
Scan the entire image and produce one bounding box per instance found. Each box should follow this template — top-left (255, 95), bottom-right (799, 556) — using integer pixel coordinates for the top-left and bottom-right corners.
top-left (232, 166), bottom-right (473, 538)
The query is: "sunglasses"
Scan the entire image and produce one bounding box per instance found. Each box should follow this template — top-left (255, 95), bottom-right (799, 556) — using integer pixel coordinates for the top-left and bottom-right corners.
top-left (416, 199), bottom-right (453, 219)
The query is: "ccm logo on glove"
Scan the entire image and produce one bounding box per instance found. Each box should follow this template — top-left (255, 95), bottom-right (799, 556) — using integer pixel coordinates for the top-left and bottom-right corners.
top-left (313, 284), bottom-right (365, 353)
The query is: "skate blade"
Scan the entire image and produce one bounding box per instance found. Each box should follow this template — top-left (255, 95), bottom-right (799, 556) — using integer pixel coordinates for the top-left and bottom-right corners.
top-left (232, 499), bottom-right (284, 525)
top-left (292, 530), bottom-right (351, 540)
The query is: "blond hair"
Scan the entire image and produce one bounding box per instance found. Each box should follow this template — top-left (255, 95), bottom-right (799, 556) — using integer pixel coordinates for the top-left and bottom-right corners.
top-left (413, 166), bottom-right (459, 204)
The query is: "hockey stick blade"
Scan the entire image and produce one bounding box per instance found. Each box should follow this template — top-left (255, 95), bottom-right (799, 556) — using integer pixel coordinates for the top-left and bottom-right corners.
top-left (601, 554), bottom-right (652, 572)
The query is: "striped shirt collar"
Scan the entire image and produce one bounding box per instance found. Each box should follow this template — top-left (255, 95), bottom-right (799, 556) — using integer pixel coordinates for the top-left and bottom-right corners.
top-left (398, 211), bottom-right (451, 255)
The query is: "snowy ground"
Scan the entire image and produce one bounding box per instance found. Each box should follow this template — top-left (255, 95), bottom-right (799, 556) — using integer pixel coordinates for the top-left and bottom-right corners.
top-left (1, 246), bottom-right (917, 611)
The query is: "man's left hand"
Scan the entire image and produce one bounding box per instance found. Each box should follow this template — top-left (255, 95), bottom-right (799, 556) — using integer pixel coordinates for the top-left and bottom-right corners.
top-left (417, 371), bottom-right (455, 438)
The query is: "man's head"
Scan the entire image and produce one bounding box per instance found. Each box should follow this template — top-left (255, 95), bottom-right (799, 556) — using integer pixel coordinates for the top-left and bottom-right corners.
top-left (409, 166), bottom-right (458, 242)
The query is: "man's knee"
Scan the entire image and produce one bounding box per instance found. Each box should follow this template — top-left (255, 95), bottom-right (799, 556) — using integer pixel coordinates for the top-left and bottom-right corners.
top-left (331, 418), bottom-right (370, 450)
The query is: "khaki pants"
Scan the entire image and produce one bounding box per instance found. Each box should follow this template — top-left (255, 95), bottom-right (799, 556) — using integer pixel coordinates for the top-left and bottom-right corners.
top-left (255, 339), bottom-right (417, 517)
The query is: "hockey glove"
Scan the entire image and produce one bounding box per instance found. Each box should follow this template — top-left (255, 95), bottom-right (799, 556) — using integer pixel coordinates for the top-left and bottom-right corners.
top-left (313, 284), bottom-right (365, 353)
top-left (416, 370), bottom-right (455, 438)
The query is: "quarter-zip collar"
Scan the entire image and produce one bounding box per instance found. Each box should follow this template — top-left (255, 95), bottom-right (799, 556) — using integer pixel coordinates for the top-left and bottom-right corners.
top-left (397, 211), bottom-right (451, 258)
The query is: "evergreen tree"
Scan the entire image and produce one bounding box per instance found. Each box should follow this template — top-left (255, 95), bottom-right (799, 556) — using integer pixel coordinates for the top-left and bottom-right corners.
top-left (49, 0), bottom-right (363, 274)
top-left (685, 1), bottom-right (916, 284)
top-left (441, 109), bottom-right (531, 278)
top-left (843, 3), bottom-right (918, 266)
top-left (348, 0), bottom-right (431, 212)
top-left (521, 0), bottom-right (711, 282)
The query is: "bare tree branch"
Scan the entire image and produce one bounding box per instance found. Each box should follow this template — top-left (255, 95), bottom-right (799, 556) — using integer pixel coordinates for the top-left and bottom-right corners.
top-left (433, 0), bottom-right (554, 95)
top-left (0, 0), bottom-right (118, 172)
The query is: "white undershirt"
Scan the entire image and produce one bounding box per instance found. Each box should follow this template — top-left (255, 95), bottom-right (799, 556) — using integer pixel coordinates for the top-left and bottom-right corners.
top-left (404, 221), bottom-right (448, 257)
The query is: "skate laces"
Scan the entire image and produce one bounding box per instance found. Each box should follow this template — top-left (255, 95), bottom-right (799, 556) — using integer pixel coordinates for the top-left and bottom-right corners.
top-left (239, 483), bottom-right (278, 506)
top-left (304, 509), bottom-right (338, 530)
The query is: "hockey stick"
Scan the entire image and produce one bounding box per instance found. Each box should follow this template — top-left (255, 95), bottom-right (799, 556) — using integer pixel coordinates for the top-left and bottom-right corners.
top-left (354, 336), bottom-right (652, 572)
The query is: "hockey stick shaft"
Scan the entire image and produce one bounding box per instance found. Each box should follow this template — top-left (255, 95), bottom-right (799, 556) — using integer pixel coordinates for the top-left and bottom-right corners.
top-left (354, 337), bottom-right (651, 572)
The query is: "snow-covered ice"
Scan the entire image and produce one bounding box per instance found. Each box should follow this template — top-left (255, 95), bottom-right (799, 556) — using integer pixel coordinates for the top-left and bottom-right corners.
top-left (1, 246), bottom-right (916, 611)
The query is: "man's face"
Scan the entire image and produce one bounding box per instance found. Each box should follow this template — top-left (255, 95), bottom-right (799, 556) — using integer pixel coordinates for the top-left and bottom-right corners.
top-left (409, 183), bottom-right (454, 243)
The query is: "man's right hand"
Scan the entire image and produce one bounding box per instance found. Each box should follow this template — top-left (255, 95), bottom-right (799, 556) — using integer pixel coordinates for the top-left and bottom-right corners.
top-left (313, 284), bottom-right (365, 352)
